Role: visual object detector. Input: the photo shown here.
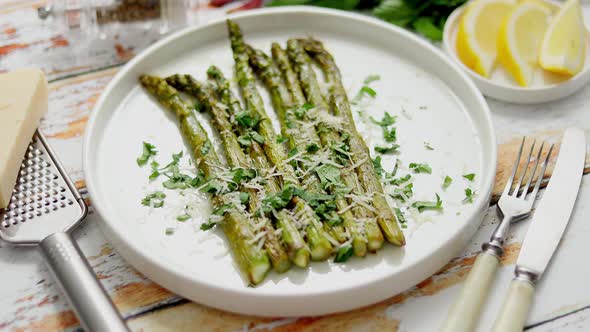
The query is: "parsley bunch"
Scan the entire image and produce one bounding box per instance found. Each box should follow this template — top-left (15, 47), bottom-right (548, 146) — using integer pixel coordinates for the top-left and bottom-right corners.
top-left (266, 0), bottom-right (467, 41)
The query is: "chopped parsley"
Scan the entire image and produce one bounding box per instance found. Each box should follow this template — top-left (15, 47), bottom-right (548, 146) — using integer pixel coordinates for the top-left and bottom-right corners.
top-left (409, 162), bottom-right (432, 174)
top-left (394, 208), bottom-right (406, 224)
top-left (141, 191), bottom-right (166, 208)
top-left (176, 214), bottom-right (191, 222)
top-left (294, 102), bottom-right (313, 119)
top-left (306, 143), bottom-right (320, 153)
top-left (235, 111), bottom-right (260, 129)
top-left (334, 245), bottom-right (354, 263)
top-left (464, 188), bottom-right (476, 203)
top-left (276, 135), bottom-right (289, 144)
top-left (373, 156), bottom-right (384, 177)
top-left (424, 142), bottom-right (434, 150)
top-left (412, 193), bottom-right (442, 212)
top-left (374, 144), bottom-right (400, 154)
top-left (165, 228), bottom-right (175, 235)
top-left (352, 75), bottom-right (380, 104)
top-left (238, 131), bottom-right (265, 147)
top-left (239, 192), bottom-right (250, 204)
top-left (200, 221), bottom-right (217, 231)
top-left (364, 74), bottom-right (381, 84)
top-left (384, 127), bottom-right (397, 142)
top-left (389, 174), bottom-right (412, 186)
top-left (370, 112), bottom-right (396, 127)
top-left (463, 173), bottom-right (476, 181)
top-left (391, 183), bottom-right (413, 201)
top-left (442, 176), bottom-right (452, 189)
top-left (137, 142), bottom-right (157, 166)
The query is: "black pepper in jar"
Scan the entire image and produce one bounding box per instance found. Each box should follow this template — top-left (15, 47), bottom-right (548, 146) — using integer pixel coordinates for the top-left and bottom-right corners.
top-left (96, 0), bottom-right (161, 24)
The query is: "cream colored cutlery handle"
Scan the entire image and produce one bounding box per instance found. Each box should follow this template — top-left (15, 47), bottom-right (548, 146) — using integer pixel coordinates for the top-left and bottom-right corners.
top-left (441, 252), bottom-right (500, 332)
top-left (492, 278), bottom-right (535, 332)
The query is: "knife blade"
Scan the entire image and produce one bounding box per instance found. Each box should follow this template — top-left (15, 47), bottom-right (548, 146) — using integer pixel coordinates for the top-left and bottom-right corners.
top-left (516, 127), bottom-right (585, 275)
top-left (492, 127), bottom-right (586, 332)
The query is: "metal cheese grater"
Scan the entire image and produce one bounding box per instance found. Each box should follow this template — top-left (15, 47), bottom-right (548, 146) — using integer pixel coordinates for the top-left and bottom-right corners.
top-left (0, 131), bottom-right (128, 332)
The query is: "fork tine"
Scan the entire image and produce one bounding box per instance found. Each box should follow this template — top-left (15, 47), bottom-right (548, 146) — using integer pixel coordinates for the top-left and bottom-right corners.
top-left (503, 137), bottom-right (526, 195)
top-left (529, 143), bottom-right (555, 199)
top-left (520, 141), bottom-right (545, 197)
top-left (514, 140), bottom-right (536, 195)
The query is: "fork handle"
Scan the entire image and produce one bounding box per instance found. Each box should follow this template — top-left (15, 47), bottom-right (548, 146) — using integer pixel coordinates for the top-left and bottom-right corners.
top-left (40, 232), bottom-right (129, 332)
top-left (440, 251), bottom-right (500, 332)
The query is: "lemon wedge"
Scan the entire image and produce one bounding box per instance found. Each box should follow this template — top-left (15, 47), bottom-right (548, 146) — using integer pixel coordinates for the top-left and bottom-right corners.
top-left (497, 1), bottom-right (552, 86)
top-left (456, 0), bottom-right (516, 77)
top-left (539, 0), bottom-right (586, 76)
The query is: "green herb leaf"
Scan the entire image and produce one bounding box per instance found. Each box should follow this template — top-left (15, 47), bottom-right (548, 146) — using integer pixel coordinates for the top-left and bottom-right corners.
top-left (212, 203), bottom-right (234, 216)
top-left (384, 127), bottom-right (397, 142)
top-left (391, 183), bottom-right (413, 201)
top-left (373, 0), bottom-right (417, 27)
top-left (306, 143), bottom-right (320, 153)
top-left (375, 144), bottom-right (400, 154)
top-left (463, 173), bottom-right (476, 181)
top-left (137, 142), bottom-right (157, 166)
top-left (464, 188), bottom-right (476, 203)
top-left (443, 176), bottom-right (453, 189)
top-left (334, 245), bottom-right (354, 263)
top-left (165, 227), bottom-right (175, 235)
top-left (239, 192), bottom-right (250, 204)
top-left (177, 214), bottom-right (191, 222)
top-left (373, 156), bottom-right (384, 177)
top-left (394, 208), bottom-right (406, 224)
top-left (235, 111), bottom-right (260, 129)
top-left (424, 142), bottom-right (434, 150)
top-left (294, 102), bottom-right (313, 119)
top-left (200, 221), bottom-right (217, 231)
top-left (389, 174), bottom-right (412, 186)
top-left (363, 74), bottom-right (381, 84)
top-left (141, 191), bottom-right (166, 208)
top-left (250, 131), bottom-right (265, 144)
top-left (412, 16), bottom-right (443, 41)
top-left (370, 112), bottom-right (396, 127)
top-left (412, 193), bottom-right (443, 212)
top-left (238, 134), bottom-right (252, 147)
top-left (276, 135), bottom-right (289, 144)
top-left (409, 162), bottom-right (432, 174)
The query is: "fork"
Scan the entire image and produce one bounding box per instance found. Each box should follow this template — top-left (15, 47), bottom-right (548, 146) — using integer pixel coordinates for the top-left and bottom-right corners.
top-left (441, 138), bottom-right (554, 332)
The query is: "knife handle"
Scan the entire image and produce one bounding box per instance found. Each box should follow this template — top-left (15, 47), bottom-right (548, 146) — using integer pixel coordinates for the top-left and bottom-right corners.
top-left (441, 251), bottom-right (500, 332)
top-left (492, 271), bottom-right (536, 332)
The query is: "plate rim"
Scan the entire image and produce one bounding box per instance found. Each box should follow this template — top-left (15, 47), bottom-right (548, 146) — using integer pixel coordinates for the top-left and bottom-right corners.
top-left (83, 6), bottom-right (497, 316)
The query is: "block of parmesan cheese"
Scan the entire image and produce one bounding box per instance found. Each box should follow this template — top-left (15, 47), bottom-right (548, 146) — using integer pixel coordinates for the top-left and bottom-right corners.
top-left (0, 69), bottom-right (48, 209)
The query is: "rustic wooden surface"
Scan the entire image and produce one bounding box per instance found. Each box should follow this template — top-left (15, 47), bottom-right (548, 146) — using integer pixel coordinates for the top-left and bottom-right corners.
top-left (2, 1), bottom-right (590, 331)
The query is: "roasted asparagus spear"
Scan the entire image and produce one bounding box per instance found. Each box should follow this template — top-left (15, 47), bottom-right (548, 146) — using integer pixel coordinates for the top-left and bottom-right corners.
top-left (297, 38), bottom-right (406, 246)
top-left (139, 74), bottom-right (271, 284)
top-left (167, 72), bottom-right (311, 268)
top-left (228, 19), bottom-right (333, 260)
top-left (247, 46), bottom-right (370, 253)
top-left (167, 75), bottom-right (292, 273)
top-left (285, 39), bottom-right (386, 252)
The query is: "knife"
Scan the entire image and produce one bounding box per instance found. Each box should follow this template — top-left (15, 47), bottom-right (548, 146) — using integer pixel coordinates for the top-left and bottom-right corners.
top-left (491, 127), bottom-right (586, 332)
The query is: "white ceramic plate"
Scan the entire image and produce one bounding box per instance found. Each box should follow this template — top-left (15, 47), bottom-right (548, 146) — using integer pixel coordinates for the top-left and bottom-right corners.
top-left (84, 7), bottom-right (496, 317)
top-left (443, 0), bottom-right (590, 104)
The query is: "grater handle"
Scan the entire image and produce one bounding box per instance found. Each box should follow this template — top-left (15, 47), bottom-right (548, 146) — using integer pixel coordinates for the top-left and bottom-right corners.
top-left (39, 232), bottom-right (129, 332)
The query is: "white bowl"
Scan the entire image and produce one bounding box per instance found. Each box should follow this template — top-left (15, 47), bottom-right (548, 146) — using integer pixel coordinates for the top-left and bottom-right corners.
top-left (443, 0), bottom-right (590, 104)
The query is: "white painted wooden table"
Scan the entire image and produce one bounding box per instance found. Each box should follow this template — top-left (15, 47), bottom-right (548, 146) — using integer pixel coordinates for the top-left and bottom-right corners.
top-left (1, 1), bottom-right (590, 331)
